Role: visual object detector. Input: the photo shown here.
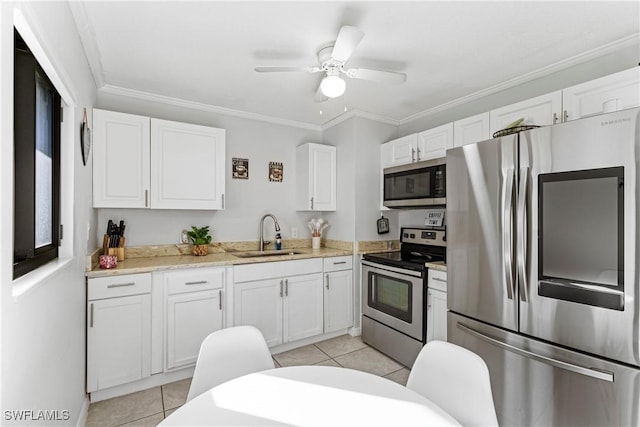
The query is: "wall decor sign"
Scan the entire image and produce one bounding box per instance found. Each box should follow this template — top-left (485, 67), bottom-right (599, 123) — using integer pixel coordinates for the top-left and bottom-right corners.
top-left (269, 161), bottom-right (283, 182)
top-left (232, 157), bottom-right (249, 179)
top-left (80, 108), bottom-right (91, 166)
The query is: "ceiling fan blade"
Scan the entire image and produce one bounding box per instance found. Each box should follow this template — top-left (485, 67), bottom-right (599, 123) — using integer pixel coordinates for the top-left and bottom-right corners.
top-left (255, 66), bottom-right (321, 73)
top-left (331, 26), bottom-right (364, 63)
top-left (345, 68), bottom-right (407, 84)
top-left (314, 83), bottom-right (328, 103)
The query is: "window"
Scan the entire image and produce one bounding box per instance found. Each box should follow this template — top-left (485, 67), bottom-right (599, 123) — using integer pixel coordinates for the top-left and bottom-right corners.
top-left (13, 29), bottom-right (61, 279)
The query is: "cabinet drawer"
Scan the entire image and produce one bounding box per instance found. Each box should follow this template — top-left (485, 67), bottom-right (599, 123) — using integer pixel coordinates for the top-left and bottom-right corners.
top-left (164, 267), bottom-right (225, 295)
top-left (234, 259), bottom-right (322, 283)
top-left (323, 256), bottom-right (352, 272)
top-left (88, 273), bottom-right (152, 300)
top-left (427, 269), bottom-right (447, 292)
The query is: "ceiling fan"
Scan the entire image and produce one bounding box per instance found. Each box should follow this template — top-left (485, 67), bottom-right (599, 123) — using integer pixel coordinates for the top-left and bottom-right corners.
top-left (255, 26), bottom-right (407, 102)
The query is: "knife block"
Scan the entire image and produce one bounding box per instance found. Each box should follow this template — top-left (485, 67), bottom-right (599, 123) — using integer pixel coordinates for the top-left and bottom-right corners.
top-left (103, 234), bottom-right (125, 261)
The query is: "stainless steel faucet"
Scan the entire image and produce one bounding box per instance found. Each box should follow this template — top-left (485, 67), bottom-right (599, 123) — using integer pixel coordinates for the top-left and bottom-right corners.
top-left (259, 214), bottom-right (281, 251)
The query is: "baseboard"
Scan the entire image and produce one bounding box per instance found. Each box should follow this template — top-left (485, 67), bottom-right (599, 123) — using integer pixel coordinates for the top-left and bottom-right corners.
top-left (76, 396), bottom-right (90, 427)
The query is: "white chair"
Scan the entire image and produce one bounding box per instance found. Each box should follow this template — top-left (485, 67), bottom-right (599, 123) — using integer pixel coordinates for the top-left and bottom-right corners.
top-left (187, 325), bottom-right (275, 402)
top-left (406, 340), bottom-right (499, 427)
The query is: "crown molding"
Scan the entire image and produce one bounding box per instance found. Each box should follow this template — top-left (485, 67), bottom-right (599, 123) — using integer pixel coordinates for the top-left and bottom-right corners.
top-left (400, 33), bottom-right (640, 126)
top-left (322, 109), bottom-right (400, 130)
top-left (68, 1), bottom-right (104, 89)
top-left (99, 85), bottom-right (323, 131)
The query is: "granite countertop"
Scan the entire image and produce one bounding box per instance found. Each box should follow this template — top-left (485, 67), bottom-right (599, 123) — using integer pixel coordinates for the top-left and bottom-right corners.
top-left (87, 246), bottom-right (353, 278)
top-left (425, 261), bottom-right (447, 272)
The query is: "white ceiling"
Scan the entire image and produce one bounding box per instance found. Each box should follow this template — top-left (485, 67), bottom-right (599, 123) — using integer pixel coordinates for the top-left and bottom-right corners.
top-left (70, 1), bottom-right (640, 128)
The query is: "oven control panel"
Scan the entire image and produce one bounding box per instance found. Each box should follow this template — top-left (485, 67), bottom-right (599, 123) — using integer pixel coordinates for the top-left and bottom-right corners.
top-left (400, 227), bottom-right (446, 247)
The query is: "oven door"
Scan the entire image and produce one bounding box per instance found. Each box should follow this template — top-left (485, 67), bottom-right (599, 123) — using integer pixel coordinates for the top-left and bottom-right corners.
top-left (361, 260), bottom-right (425, 340)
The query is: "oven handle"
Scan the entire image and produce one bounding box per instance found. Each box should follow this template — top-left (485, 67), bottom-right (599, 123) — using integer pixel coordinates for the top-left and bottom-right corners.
top-left (371, 275), bottom-right (375, 302)
top-left (361, 260), bottom-right (423, 278)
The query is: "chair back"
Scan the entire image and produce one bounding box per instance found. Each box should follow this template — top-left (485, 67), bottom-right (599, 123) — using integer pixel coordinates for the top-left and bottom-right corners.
top-left (187, 325), bottom-right (275, 402)
top-left (406, 340), bottom-right (498, 426)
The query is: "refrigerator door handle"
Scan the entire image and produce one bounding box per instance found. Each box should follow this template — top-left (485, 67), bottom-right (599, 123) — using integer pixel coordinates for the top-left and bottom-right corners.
top-left (517, 166), bottom-right (530, 302)
top-left (503, 167), bottom-right (516, 300)
top-left (457, 322), bottom-right (614, 382)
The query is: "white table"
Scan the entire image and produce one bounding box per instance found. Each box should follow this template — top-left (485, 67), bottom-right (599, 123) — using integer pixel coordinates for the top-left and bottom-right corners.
top-left (159, 365), bottom-right (460, 426)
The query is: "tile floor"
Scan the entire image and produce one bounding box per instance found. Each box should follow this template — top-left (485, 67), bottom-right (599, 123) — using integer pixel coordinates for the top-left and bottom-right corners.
top-left (86, 334), bottom-right (410, 427)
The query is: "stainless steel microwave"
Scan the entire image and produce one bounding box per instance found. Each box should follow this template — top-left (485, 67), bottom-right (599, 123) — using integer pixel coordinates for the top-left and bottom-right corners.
top-left (383, 158), bottom-right (446, 208)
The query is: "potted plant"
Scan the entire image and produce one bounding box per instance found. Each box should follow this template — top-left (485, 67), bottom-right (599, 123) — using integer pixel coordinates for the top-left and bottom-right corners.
top-left (187, 225), bottom-right (212, 256)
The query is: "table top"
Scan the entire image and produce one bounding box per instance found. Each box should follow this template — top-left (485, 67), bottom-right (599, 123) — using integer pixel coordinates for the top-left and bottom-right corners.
top-left (159, 365), bottom-right (460, 426)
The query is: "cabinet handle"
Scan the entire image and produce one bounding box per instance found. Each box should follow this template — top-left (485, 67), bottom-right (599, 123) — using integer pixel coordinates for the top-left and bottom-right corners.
top-left (219, 290), bottom-right (222, 310)
top-left (310, 197), bottom-right (314, 210)
top-left (553, 113), bottom-right (559, 124)
top-left (185, 280), bottom-right (207, 286)
top-left (107, 282), bottom-right (135, 288)
top-left (416, 147), bottom-right (421, 161)
top-left (427, 291), bottom-right (432, 308)
top-left (411, 148), bottom-right (416, 162)
top-left (285, 279), bottom-right (289, 296)
top-left (326, 274), bottom-right (330, 290)
top-left (221, 194), bottom-right (225, 209)
top-left (563, 110), bottom-right (569, 122)
top-left (333, 261), bottom-right (347, 265)
top-left (431, 277), bottom-right (447, 283)
top-left (280, 279), bottom-right (284, 297)
top-left (145, 189), bottom-right (149, 207)
top-left (89, 303), bottom-right (94, 327)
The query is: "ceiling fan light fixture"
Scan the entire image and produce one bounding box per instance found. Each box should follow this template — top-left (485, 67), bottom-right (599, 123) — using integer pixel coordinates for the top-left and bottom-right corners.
top-left (320, 74), bottom-right (346, 98)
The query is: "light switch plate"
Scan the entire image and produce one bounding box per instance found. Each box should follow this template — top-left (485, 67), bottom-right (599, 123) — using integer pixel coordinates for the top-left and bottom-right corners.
top-left (181, 230), bottom-right (189, 243)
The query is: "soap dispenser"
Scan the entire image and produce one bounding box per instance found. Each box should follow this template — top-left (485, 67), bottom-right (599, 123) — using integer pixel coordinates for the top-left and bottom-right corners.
top-left (275, 233), bottom-right (282, 250)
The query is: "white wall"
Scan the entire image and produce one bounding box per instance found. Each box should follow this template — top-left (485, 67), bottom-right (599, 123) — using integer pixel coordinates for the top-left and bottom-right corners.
top-left (1, 2), bottom-right (97, 425)
top-left (96, 91), bottom-right (323, 245)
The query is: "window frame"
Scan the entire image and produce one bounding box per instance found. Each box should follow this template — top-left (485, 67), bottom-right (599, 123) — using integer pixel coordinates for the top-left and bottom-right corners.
top-left (13, 28), bottom-right (62, 279)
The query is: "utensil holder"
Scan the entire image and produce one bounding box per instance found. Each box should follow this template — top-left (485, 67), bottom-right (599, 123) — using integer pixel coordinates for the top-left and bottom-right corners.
top-left (312, 236), bottom-right (321, 249)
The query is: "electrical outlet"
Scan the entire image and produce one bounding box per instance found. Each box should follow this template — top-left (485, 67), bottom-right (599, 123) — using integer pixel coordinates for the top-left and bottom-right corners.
top-left (291, 227), bottom-right (298, 238)
top-left (181, 230), bottom-right (189, 243)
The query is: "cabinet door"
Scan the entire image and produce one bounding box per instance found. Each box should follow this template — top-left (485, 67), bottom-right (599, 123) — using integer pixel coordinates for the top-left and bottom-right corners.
top-left (93, 109), bottom-right (150, 208)
top-left (150, 119), bottom-right (226, 209)
top-left (427, 289), bottom-right (447, 342)
top-left (324, 270), bottom-right (353, 333)
top-left (296, 143), bottom-right (336, 211)
top-left (166, 290), bottom-right (223, 370)
top-left (453, 112), bottom-right (491, 147)
top-left (87, 294), bottom-right (151, 392)
top-left (490, 91), bottom-right (562, 134)
top-left (234, 279), bottom-right (283, 347)
top-left (380, 134), bottom-right (418, 167)
top-left (417, 123), bottom-right (453, 160)
top-left (562, 67), bottom-right (640, 121)
top-left (284, 273), bottom-right (324, 342)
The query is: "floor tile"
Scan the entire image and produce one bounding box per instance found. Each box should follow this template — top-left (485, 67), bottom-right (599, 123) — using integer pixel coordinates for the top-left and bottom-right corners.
top-left (272, 357), bottom-right (281, 368)
top-left (162, 378), bottom-right (191, 410)
top-left (334, 347), bottom-right (403, 376)
top-left (164, 408), bottom-right (178, 419)
top-left (87, 387), bottom-right (163, 427)
top-left (273, 344), bottom-right (330, 367)
top-left (314, 334), bottom-right (368, 358)
top-left (117, 412), bottom-right (165, 427)
top-left (384, 367), bottom-right (411, 386)
top-left (314, 358), bottom-right (341, 367)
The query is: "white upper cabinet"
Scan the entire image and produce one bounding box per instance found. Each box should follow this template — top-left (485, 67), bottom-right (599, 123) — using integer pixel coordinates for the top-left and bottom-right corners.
top-left (417, 123), bottom-right (454, 160)
top-left (150, 119), bottom-right (226, 209)
top-left (490, 91), bottom-right (562, 134)
top-left (93, 109), bottom-right (226, 210)
top-left (453, 112), bottom-right (491, 147)
top-left (380, 133), bottom-right (418, 167)
top-left (562, 67), bottom-right (640, 122)
top-left (296, 143), bottom-right (336, 211)
top-left (93, 109), bottom-right (150, 208)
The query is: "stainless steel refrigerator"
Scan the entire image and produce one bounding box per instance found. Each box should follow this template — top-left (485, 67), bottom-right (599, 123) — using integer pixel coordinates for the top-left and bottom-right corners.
top-left (446, 108), bottom-right (640, 426)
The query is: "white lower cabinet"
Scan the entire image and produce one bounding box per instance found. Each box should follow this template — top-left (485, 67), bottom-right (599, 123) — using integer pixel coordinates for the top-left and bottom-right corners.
top-left (87, 273), bottom-right (152, 392)
top-left (233, 259), bottom-right (324, 347)
top-left (426, 269), bottom-right (447, 342)
top-left (323, 256), bottom-right (353, 333)
top-left (160, 267), bottom-right (225, 371)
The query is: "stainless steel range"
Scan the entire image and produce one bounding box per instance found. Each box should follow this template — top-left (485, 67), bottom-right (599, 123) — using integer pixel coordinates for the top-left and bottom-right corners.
top-left (361, 226), bottom-right (445, 367)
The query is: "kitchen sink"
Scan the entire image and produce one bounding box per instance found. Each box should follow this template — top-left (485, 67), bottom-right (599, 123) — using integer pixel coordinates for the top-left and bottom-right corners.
top-left (232, 250), bottom-right (302, 258)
